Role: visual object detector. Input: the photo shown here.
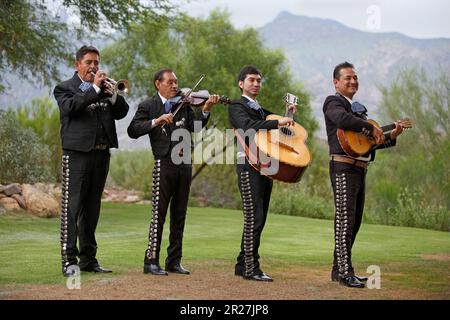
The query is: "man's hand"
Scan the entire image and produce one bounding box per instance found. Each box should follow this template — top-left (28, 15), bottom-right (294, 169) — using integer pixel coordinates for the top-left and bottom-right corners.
top-left (155, 113), bottom-right (173, 126)
top-left (94, 70), bottom-right (108, 88)
top-left (278, 117), bottom-right (294, 127)
top-left (203, 94), bottom-right (220, 112)
top-left (390, 121), bottom-right (405, 140)
top-left (287, 103), bottom-right (297, 114)
top-left (372, 125), bottom-right (385, 144)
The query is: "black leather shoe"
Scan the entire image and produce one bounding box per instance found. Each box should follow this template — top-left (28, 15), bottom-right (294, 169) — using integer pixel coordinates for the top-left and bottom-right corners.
top-left (339, 275), bottom-right (365, 288)
top-left (165, 263), bottom-right (190, 275)
top-left (243, 272), bottom-right (273, 282)
top-left (355, 275), bottom-right (368, 282)
top-left (80, 265), bottom-right (112, 273)
top-left (236, 267), bottom-right (263, 277)
top-left (332, 271), bottom-right (367, 282)
top-left (144, 263), bottom-right (168, 276)
top-left (92, 266), bottom-right (112, 273)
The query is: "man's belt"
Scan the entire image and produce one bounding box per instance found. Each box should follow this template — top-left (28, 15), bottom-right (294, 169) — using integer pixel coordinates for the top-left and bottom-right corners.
top-left (93, 144), bottom-right (109, 150)
top-left (330, 155), bottom-right (369, 169)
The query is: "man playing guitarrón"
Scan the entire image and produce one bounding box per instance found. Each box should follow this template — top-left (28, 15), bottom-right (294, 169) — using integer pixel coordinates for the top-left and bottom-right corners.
top-left (229, 65), bottom-right (295, 282)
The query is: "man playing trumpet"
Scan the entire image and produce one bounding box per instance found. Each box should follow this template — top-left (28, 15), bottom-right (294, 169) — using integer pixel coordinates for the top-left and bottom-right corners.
top-left (53, 45), bottom-right (129, 276)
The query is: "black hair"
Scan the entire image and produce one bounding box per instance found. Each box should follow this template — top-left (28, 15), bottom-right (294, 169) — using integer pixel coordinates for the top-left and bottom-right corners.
top-left (333, 61), bottom-right (354, 80)
top-left (153, 68), bottom-right (174, 90)
top-left (237, 65), bottom-right (262, 82)
top-left (237, 65), bottom-right (262, 92)
top-left (75, 45), bottom-right (100, 61)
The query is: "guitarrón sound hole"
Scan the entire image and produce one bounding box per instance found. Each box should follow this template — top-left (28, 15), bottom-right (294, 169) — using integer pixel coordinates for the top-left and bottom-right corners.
top-left (280, 127), bottom-right (294, 136)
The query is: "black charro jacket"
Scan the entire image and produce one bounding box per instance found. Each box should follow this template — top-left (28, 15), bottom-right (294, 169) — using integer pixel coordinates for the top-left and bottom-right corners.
top-left (323, 92), bottom-right (396, 159)
top-left (54, 72), bottom-right (129, 152)
top-left (228, 96), bottom-right (279, 147)
top-left (127, 93), bottom-right (209, 158)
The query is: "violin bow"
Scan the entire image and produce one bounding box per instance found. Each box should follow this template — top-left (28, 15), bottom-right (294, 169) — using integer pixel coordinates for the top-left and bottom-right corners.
top-left (161, 74), bottom-right (206, 135)
top-left (171, 74), bottom-right (206, 118)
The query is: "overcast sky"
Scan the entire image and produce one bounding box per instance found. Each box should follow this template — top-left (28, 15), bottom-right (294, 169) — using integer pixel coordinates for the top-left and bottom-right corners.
top-left (179, 0), bottom-right (450, 39)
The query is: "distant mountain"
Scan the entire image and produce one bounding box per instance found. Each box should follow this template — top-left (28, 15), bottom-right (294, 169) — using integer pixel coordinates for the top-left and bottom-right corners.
top-left (259, 11), bottom-right (450, 136)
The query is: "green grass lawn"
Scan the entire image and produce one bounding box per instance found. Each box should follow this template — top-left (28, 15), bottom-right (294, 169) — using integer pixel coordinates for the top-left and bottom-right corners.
top-left (0, 203), bottom-right (449, 295)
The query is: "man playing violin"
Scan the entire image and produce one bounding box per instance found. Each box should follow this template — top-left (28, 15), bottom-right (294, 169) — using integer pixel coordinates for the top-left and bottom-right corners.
top-left (128, 68), bottom-right (220, 276)
top-left (323, 61), bottom-right (404, 288)
top-left (53, 45), bottom-right (129, 276)
top-left (229, 65), bottom-right (295, 282)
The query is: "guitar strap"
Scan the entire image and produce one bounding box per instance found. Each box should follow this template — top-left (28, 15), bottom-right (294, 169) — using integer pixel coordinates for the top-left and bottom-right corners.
top-left (234, 129), bottom-right (258, 167)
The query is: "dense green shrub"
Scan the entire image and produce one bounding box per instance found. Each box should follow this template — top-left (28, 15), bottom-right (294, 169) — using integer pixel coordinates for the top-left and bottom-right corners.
top-left (364, 68), bottom-right (450, 231)
top-left (0, 110), bottom-right (53, 183)
top-left (13, 97), bottom-right (62, 181)
top-left (107, 150), bottom-right (154, 199)
top-left (189, 163), bottom-right (240, 209)
top-left (269, 141), bottom-right (334, 220)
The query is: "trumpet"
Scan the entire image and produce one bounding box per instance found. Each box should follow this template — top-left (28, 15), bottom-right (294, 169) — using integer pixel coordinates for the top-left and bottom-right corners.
top-left (89, 71), bottom-right (130, 96)
top-left (103, 78), bottom-right (130, 96)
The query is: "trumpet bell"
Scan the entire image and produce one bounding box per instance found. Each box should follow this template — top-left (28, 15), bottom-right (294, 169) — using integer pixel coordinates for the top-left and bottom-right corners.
top-left (103, 77), bottom-right (131, 96)
top-left (115, 79), bottom-right (130, 96)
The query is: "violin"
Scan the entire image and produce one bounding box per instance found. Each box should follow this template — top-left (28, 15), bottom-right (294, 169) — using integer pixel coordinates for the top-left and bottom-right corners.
top-left (177, 88), bottom-right (231, 106)
top-left (168, 88), bottom-right (230, 119)
top-left (160, 89), bottom-right (230, 135)
top-left (160, 74), bottom-right (230, 135)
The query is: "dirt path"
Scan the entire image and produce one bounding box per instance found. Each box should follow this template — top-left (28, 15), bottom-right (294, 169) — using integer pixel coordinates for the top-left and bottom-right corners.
top-left (1, 262), bottom-right (447, 300)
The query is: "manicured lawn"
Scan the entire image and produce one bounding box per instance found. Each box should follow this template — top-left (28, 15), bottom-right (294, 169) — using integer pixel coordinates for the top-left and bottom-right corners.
top-left (0, 203), bottom-right (449, 296)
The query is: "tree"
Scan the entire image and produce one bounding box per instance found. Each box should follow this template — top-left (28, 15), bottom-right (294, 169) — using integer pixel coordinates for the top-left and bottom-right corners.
top-left (102, 11), bottom-right (318, 211)
top-left (379, 68), bottom-right (449, 149)
top-left (366, 68), bottom-right (450, 230)
top-left (102, 10), bottom-right (318, 134)
top-left (0, 0), bottom-right (173, 92)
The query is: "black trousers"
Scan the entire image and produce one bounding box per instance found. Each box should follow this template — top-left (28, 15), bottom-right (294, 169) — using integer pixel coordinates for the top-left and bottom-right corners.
top-left (329, 161), bottom-right (366, 279)
top-left (60, 149), bottom-right (110, 273)
top-left (235, 162), bottom-right (273, 277)
top-left (144, 158), bottom-right (192, 267)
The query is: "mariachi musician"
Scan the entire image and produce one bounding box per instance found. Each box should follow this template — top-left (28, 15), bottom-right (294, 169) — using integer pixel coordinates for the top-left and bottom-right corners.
top-left (228, 65), bottom-right (296, 282)
top-left (53, 45), bottom-right (129, 276)
top-left (323, 61), bottom-right (405, 288)
top-left (128, 68), bottom-right (220, 276)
